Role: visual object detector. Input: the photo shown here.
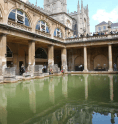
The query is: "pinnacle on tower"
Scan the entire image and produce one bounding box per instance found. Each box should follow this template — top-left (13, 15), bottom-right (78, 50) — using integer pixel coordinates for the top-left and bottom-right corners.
top-left (81, 0), bottom-right (83, 9)
top-left (78, 0), bottom-right (80, 8)
top-left (77, 0), bottom-right (80, 13)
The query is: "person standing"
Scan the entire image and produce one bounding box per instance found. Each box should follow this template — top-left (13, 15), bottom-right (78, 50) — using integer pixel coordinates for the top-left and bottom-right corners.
top-left (113, 63), bottom-right (117, 71)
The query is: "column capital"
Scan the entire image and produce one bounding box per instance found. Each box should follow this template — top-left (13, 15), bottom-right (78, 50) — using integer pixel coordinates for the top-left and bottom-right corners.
top-left (28, 40), bottom-right (35, 43)
top-left (0, 33), bottom-right (8, 37)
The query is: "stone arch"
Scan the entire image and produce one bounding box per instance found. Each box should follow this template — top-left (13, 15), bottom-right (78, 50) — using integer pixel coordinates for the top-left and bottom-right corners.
top-left (35, 19), bottom-right (51, 33)
top-left (7, 7), bottom-right (32, 27)
top-left (35, 47), bottom-right (48, 59)
top-left (94, 54), bottom-right (108, 69)
top-left (74, 56), bottom-right (84, 66)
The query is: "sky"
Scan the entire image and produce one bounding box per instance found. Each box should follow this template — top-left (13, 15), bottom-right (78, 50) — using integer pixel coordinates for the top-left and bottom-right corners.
top-left (29, 0), bottom-right (118, 33)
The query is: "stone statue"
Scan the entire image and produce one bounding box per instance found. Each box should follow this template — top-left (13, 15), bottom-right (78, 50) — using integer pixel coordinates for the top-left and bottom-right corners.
top-left (108, 21), bottom-right (112, 28)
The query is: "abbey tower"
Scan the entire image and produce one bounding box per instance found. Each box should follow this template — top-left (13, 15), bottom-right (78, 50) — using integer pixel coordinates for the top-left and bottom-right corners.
top-left (44, 0), bottom-right (67, 13)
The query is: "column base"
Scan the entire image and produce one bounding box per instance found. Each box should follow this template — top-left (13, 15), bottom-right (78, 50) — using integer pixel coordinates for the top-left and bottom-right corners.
top-left (108, 69), bottom-right (113, 72)
top-left (83, 69), bottom-right (88, 72)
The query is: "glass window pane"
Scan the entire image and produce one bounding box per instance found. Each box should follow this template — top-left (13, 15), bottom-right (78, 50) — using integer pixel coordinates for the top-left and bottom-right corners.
top-left (8, 12), bottom-right (15, 21)
top-left (36, 21), bottom-right (40, 30)
top-left (17, 10), bottom-right (23, 15)
top-left (25, 17), bottom-right (30, 27)
top-left (46, 27), bottom-right (49, 33)
top-left (57, 28), bottom-right (59, 31)
top-left (36, 24), bottom-right (40, 30)
top-left (41, 21), bottom-right (45, 25)
top-left (54, 29), bottom-right (56, 36)
top-left (12, 9), bottom-right (16, 13)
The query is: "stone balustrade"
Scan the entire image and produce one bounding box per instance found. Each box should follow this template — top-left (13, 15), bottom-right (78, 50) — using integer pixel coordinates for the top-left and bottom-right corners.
top-left (35, 29), bottom-right (51, 38)
top-left (65, 34), bottom-right (118, 43)
top-left (8, 20), bottom-right (32, 32)
top-left (54, 36), bottom-right (64, 42)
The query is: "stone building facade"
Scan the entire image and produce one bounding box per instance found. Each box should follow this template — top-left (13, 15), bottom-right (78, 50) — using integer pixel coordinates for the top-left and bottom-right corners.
top-left (0, 0), bottom-right (118, 76)
top-left (95, 21), bottom-right (118, 33)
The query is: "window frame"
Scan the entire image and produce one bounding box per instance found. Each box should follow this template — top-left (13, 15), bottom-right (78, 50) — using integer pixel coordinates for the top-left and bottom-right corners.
top-left (8, 9), bottom-right (30, 27)
top-left (54, 28), bottom-right (62, 38)
top-left (36, 20), bottom-right (50, 33)
top-left (103, 26), bottom-right (106, 30)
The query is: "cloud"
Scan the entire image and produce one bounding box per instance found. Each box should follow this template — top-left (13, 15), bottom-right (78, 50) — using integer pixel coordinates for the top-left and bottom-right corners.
top-left (92, 6), bottom-right (118, 23)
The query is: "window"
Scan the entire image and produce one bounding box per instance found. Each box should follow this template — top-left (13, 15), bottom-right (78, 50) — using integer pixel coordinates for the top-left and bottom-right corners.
top-left (54, 28), bottom-right (62, 38)
top-left (98, 27), bottom-right (101, 31)
top-left (103, 26), bottom-right (106, 30)
top-left (36, 20), bottom-right (49, 33)
top-left (8, 9), bottom-right (30, 27)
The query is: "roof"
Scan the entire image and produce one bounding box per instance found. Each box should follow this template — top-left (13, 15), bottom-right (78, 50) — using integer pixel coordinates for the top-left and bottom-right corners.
top-left (96, 21), bottom-right (108, 26)
top-left (111, 23), bottom-right (118, 27)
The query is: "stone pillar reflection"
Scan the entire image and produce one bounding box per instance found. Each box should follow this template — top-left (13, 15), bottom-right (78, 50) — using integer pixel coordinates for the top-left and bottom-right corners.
top-left (0, 34), bottom-right (7, 74)
top-left (62, 75), bottom-right (68, 98)
top-left (48, 45), bottom-right (54, 67)
top-left (109, 75), bottom-right (113, 101)
top-left (108, 44), bottom-right (113, 72)
top-left (49, 78), bottom-right (55, 104)
top-left (83, 46), bottom-right (88, 72)
top-left (29, 80), bottom-right (36, 113)
top-left (61, 47), bottom-right (67, 72)
top-left (0, 85), bottom-right (7, 124)
top-left (84, 75), bottom-right (88, 100)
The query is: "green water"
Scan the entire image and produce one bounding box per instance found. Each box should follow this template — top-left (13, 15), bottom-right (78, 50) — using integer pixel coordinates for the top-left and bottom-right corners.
top-left (0, 74), bottom-right (118, 124)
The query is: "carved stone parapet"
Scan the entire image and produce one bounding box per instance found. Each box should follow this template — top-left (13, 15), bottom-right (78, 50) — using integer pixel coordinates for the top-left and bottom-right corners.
top-left (35, 29), bottom-right (51, 38)
top-left (8, 20), bottom-right (32, 32)
top-left (54, 36), bottom-right (64, 42)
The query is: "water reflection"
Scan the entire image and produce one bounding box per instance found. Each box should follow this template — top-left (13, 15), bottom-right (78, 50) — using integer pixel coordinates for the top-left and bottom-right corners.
top-left (0, 74), bottom-right (118, 124)
top-left (0, 85), bottom-right (7, 124)
top-left (62, 75), bottom-right (68, 98)
top-left (49, 77), bottom-right (55, 104)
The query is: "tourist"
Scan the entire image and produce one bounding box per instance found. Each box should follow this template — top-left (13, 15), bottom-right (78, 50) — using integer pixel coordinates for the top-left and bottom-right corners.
top-left (20, 64), bottom-right (25, 75)
top-left (61, 69), bottom-right (64, 74)
top-left (49, 69), bottom-right (53, 75)
top-left (113, 63), bottom-right (117, 71)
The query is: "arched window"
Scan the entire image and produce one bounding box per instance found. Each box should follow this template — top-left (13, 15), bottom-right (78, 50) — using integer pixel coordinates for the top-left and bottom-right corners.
top-left (35, 48), bottom-right (47, 59)
top-left (54, 28), bottom-right (62, 38)
top-left (7, 46), bottom-right (12, 57)
top-left (8, 9), bottom-right (30, 27)
top-left (36, 20), bottom-right (49, 33)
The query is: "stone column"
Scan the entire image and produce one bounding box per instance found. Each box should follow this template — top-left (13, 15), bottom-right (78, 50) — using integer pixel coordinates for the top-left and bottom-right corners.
top-left (61, 47), bottom-right (67, 72)
top-left (48, 45), bottom-right (54, 67)
top-left (28, 40), bottom-right (35, 76)
top-left (0, 34), bottom-right (7, 74)
top-left (28, 40), bottom-right (35, 66)
top-left (83, 46), bottom-right (88, 72)
top-left (108, 44), bottom-right (113, 72)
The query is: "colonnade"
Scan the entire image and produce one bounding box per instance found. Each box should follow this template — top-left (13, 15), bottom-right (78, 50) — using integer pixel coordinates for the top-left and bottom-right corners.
top-left (83, 45), bottom-right (113, 72)
top-left (0, 34), bottom-right (115, 73)
top-left (0, 35), bottom-right (68, 74)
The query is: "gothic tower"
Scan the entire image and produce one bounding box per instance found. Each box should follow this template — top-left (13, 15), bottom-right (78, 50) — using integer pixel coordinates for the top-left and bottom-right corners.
top-left (44, 0), bottom-right (67, 13)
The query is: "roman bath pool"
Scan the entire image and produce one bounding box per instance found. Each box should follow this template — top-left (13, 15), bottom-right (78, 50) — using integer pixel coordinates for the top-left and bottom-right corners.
top-left (0, 74), bottom-right (118, 124)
